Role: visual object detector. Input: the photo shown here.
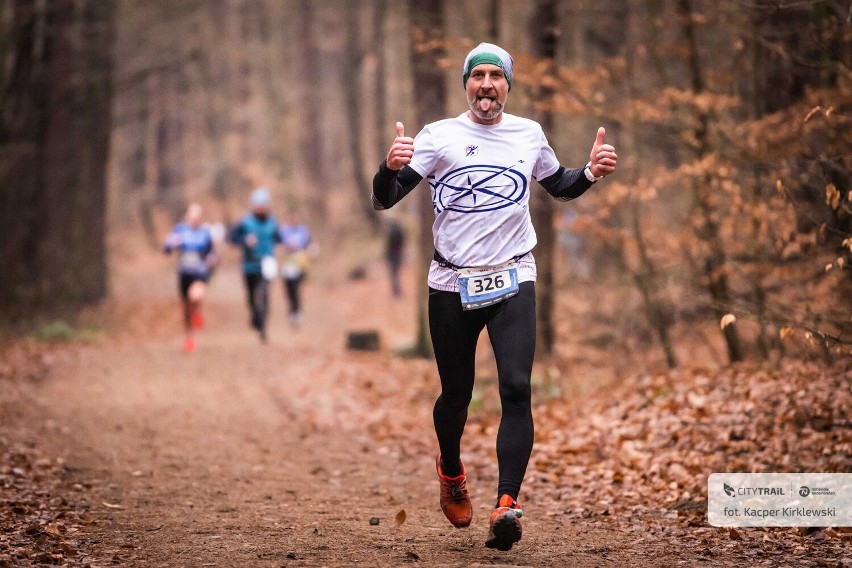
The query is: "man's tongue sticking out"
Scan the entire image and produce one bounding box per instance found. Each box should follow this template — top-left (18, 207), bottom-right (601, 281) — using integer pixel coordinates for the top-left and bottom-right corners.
top-left (479, 97), bottom-right (493, 112)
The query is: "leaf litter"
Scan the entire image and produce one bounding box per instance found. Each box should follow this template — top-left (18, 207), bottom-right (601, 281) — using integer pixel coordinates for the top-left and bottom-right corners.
top-left (2, 289), bottom-right (851, 566)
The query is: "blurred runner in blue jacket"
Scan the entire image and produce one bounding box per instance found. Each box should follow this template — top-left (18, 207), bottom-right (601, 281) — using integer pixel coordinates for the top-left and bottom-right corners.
top-left (278, 211), bottom-right (312, 329)
top-left (163, 203), bottom-right (218, 354)
top-left (229, 188), bottom-right (281, 343)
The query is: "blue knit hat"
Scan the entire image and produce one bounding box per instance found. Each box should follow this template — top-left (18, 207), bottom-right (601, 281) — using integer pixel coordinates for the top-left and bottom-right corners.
top-left (462, 43), bottom-right (514, 91)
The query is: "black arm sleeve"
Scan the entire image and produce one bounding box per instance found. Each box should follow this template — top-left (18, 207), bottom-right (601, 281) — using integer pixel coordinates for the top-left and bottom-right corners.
top-left (371, 161), bottom-right (424, 210)
top-left (538, 165), bottom-right (595, 201)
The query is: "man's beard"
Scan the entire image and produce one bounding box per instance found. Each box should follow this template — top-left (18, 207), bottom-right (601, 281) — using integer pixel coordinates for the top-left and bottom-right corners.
top-left (468, 96), bottom-right (504, 121)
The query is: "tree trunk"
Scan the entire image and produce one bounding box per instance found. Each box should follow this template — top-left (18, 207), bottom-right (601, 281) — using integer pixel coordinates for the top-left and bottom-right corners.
top-left (373, 0), bottom-right (388, 165)
top-left (0, 0), bottom-right (115, 318)
top-left (528, 0), bottom-right (559, 358)
top-left (344, 0), bottom-right (381, 231)
top-left (407, 0), bottom-right (447, 358)
top-left (624, 0), bottom-right (678, 368)
top-left (294, 0), bottom-right (327, 217)
top-left (677, 0), bottom-right (743, 363)
top-left (0, 0), bottom-right (44, 312)
top-left (629, 207), bottom-right (678, 368)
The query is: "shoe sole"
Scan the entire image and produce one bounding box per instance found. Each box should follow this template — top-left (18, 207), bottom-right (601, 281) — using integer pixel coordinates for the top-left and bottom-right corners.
top-left (447, 514), bottom-right (471, 528)
top-left (485, 512), bottom-right (522, 551)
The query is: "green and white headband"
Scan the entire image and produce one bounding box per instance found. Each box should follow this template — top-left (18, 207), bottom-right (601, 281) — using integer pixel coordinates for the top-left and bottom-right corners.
top-left (462, 43), bottom-right (514, 91)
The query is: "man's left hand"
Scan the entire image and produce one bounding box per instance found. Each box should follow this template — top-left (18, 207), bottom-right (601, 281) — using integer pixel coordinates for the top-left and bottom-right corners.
top-left (589, 127), bottom-right (617, 178)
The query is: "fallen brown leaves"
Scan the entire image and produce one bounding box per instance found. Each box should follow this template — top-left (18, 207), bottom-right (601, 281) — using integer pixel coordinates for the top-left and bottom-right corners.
top-left (302, 337), bottom-right (852, 563)
top-left (3, 322), bottom-right (850, 565)
top-left (0, 443), bottom-right (97, 567)
top-left (0, 342), bottom-right (96, 567)
top-left (305, 337), bottom-right (852, 562)
top-left (0, 341), bottom-right (58, 384)
top-left (314, 352), bottom-right (438, 459)
top-left (529, 360), bottom-right (851, 564)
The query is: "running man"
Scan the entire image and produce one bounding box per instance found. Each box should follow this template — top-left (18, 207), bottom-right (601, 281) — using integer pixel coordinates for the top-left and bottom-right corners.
top-left (163, 203), bottom-right (218, 354)
top-left (278, 211), bottom-right (312, 328)
top-left (228, 187), bottom-right (282, 343)
top-left (371, 43), bottom-right (617, 550)
top-left (385, 220), bottom-right (406, 297)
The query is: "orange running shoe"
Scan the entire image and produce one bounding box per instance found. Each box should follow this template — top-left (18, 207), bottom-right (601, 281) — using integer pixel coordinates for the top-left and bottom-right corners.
top-left (183, 335), bottom-right (196, 354)
top-left (485, 494), bottom-right (523, 551)
top-left (436, 455), bottom-right (472, 528)
top-left (191, 311), bottom-right (204, 330)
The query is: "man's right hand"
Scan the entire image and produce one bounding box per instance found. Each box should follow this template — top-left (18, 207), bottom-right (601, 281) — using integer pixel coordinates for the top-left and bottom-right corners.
top-left (386, 122), bottom-right (414, 171)
top-left (245, 234), bottom-right (258, 248)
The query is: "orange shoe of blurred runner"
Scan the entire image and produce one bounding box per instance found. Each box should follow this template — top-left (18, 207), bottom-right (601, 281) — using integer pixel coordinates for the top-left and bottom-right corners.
top-left (183, 335), bottom-right (196, 354)
top-left (191, 311), bottom-right (204, 330)
top-left (485, 494), bottom-right (523, 551)
top-left (436, 455), bottom-right (472, 528)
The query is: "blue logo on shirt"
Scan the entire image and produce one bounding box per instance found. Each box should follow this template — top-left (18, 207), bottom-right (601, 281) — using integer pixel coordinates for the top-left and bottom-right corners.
top-left (430, 162), bottom-right (528, 214)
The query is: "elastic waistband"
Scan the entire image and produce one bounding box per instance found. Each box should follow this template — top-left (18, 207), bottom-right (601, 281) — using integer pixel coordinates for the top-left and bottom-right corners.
top-left (433, 250), bottom-right (530, 271)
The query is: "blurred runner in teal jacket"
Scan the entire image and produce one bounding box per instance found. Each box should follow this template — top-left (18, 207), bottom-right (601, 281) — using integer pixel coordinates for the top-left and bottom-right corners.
top-left (229, 188), bottom-right (281, 343)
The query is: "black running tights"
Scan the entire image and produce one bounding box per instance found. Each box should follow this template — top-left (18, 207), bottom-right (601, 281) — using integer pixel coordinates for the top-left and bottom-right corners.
top-left (284, 276), bottom-right (303, 315)
top-left (244, 273), bottom-right (269, 333)
top-left (429, 281), bottom-right (536, 502)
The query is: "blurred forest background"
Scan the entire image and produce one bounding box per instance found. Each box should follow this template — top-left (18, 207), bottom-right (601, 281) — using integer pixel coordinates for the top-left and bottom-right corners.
top-left (1, 0), bottom-right (850, 370)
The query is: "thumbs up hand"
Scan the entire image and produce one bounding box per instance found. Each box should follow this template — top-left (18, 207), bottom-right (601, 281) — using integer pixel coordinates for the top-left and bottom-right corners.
top-left (588, 127), bottom-right (617, 179)
top-left (386, 121), bottom-right (415, 171)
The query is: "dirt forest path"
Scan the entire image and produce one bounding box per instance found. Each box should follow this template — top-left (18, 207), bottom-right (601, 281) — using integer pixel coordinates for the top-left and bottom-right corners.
top-left (9, 251), bottom-right (760, 567)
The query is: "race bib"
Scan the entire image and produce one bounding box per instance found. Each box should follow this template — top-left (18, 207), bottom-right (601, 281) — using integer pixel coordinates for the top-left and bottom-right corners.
top-left (179, 251), bottom-right (204, 272)
top-left (261, 256), bottom-right (278, 280)
top-left (458, 266), bottom-right (519, 310)
top-left (281, 261), bottom-right (302, 280)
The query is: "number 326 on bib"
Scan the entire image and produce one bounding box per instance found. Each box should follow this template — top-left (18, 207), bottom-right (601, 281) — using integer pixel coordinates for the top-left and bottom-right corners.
top-left (458, 266), bottom-right (519, 310)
